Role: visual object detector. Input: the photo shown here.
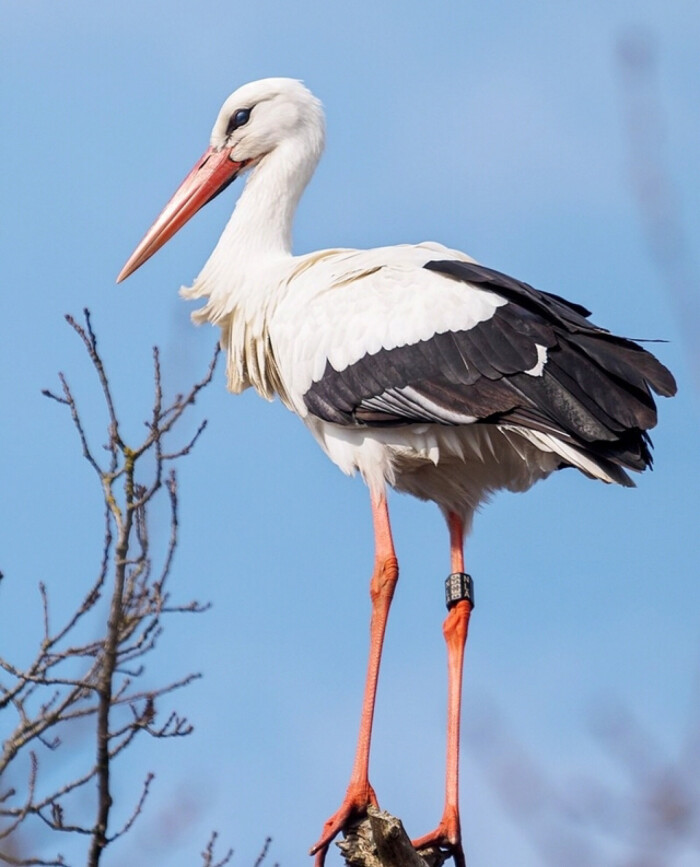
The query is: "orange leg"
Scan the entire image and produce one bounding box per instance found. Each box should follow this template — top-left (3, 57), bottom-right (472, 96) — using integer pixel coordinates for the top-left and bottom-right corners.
top-left (310, 491), bottom-right (398, 866)
top-left (413, 511), bottom-right (472, 867)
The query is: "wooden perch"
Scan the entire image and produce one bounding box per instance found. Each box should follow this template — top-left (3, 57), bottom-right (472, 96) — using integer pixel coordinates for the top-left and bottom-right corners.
top-left (337, 807), bottom-right (449, 867)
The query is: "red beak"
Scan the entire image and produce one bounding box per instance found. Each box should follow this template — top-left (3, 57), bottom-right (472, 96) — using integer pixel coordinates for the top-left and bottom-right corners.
top-left (116, 146), bottom-right (245, 283)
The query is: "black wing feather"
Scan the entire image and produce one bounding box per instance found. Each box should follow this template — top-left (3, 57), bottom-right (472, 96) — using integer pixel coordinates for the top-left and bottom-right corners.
top-left (303, 259), bottom-right (677, 477)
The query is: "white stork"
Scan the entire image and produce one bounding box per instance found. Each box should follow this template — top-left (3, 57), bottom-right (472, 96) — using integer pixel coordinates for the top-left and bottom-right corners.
top-left (117, 78), bottom-right (676, 866)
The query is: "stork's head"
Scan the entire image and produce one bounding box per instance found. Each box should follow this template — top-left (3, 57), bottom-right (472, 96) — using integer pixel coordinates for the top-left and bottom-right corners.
top-left (117, 78), bottom-right (324, 282)
top-left (211, 78), bottom-right (324, 164)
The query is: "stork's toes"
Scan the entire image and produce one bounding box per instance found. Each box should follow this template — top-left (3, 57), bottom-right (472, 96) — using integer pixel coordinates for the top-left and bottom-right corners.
top-left (413, 815), bottom-right (465, 867)
top-left (309, 781), bottom-right (378, 865)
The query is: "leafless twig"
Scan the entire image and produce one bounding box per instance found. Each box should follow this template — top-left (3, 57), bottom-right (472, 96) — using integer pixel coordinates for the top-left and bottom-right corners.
top-left (0, 311), bottom-right (228, 865)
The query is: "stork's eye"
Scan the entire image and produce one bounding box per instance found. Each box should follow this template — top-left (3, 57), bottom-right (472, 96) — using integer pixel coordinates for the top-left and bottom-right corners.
top-left (227, 107), bottom-right (252, 135)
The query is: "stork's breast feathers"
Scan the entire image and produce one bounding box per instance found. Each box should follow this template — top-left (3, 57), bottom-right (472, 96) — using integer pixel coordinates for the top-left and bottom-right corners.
top-left (274, 257), bottom-right (676, 482)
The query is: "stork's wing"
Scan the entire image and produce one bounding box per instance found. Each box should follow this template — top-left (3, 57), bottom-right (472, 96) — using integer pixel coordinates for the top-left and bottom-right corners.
top-left (302, 259), bottom-right (676, 476)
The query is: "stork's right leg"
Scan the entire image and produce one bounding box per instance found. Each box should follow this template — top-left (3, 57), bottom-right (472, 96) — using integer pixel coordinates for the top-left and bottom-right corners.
top-left (310, 491), bottom-right (398, 866)
top-left (413, 511), bottom-right (472, 867)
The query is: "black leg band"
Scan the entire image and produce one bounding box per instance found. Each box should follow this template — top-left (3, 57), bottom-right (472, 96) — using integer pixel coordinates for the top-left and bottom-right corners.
top-left (445, 573), bottom-right (474, 610)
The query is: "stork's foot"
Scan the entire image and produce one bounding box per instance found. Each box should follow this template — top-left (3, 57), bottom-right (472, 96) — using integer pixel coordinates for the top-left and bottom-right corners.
top-left (413, 810), bottom-right (465, 867)
top-left (309, 780), bottom-right (378, 866)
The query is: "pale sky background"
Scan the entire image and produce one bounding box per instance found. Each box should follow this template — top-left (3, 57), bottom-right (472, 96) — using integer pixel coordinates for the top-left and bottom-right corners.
top-left (1, 2), bottom-right (699, 866)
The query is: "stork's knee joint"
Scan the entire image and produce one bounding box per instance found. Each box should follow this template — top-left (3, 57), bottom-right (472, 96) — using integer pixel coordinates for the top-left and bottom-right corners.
top-left (443, 599), bottom-right (471, 644)
top-left (370, 555), bottom-right (399, 602)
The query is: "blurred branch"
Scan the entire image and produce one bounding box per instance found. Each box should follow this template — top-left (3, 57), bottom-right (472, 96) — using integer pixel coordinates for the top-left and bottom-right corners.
top-left (616, 28), bottom-right (700, 387)
top-left (469, 700), bottom-right (700, 866)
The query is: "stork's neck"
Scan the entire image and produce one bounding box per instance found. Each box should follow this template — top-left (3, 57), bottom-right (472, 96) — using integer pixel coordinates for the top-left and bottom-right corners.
top-left (213, 137), bottom-right (319, 267)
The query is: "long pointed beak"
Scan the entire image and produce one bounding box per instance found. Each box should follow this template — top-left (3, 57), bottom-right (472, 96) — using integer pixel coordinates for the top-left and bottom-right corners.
top-left (117, 146), bottom-right (245, 283)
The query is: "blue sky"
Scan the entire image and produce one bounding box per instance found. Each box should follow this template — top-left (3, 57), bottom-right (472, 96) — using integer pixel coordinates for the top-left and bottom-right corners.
top-left (1, 2), bottom-right (698, 865)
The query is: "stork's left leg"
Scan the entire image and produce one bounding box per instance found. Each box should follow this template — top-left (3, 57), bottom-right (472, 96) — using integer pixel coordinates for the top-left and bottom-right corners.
top-left (310, 491), bottom-right (398, 866)
top-left (413, 511), bottom-right (472, 867)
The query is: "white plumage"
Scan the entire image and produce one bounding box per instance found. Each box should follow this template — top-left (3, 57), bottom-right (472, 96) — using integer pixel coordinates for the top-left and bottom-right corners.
top-left (118, 77), bottom-right (675, 867)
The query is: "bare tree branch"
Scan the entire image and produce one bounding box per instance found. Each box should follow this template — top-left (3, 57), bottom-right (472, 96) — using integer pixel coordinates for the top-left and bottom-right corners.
top-left (200, 831), bottom-right (234, 867)
top-left (0, 311), bottom-right (226, 866)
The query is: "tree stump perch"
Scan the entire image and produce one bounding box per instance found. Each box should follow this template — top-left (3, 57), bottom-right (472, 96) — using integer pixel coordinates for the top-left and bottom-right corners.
top-left (337, 807), bottom-right (450, 867)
